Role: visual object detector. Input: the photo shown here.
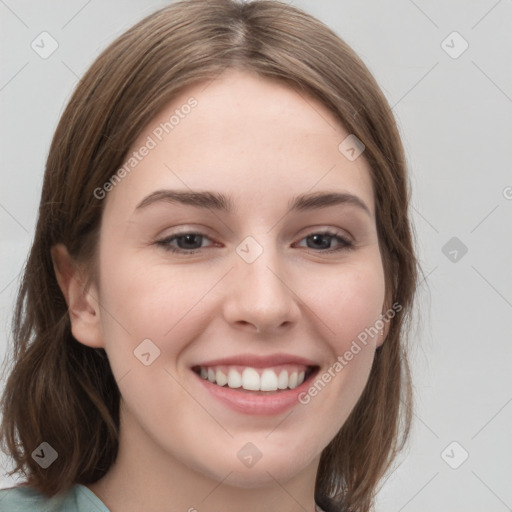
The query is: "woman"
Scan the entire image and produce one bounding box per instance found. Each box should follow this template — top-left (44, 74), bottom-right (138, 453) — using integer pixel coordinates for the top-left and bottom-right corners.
top-left (0, 0), bottom-right (419, 510)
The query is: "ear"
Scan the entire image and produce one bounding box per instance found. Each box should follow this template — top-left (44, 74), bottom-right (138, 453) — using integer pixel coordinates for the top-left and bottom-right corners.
top-left (51, 243), bottom-right (105, 349)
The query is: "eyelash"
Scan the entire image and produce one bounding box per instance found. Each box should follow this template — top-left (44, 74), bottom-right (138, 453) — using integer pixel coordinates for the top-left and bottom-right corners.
top-left (155, 230), bottom-right (354, 255)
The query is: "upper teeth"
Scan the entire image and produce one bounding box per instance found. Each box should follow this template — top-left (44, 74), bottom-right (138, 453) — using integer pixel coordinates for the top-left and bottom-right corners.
top-left (197, 365), bottom-right (307, 391)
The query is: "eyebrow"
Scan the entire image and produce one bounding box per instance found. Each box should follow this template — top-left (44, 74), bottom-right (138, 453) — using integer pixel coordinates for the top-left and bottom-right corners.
top-left (135, 189), bottom-right (371, 217)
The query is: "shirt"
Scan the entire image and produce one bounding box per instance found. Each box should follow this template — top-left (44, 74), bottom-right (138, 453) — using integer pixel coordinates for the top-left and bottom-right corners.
top-left (0, 484), bottom-right (329, 511)
top-left (0, 483), bottom-right (110, 512)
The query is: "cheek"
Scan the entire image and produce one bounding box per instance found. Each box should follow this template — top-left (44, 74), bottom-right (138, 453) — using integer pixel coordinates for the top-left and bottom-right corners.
top-left (313, 258), bottom-right (386, 351)
top-left (299, 258), bottom-right (385, 421)
top-left (94, 256), bottom-right (209, 426)
top-left (95, 244), bottom-right (212, 368)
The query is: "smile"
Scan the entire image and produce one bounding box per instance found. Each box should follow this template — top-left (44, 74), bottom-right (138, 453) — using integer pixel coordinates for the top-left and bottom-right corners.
top-left (191, 358), bottom-right (320, 415)
top-left (192, 364), bottom-right (316, 392)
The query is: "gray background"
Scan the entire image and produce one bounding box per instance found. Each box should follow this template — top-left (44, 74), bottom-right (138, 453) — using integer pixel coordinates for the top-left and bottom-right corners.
top-left (1, 1), bottom-right (511, 510)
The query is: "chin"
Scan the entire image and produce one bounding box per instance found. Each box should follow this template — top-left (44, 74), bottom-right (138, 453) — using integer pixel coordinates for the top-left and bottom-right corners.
top-left (199, 449), bottom-right (316, 489)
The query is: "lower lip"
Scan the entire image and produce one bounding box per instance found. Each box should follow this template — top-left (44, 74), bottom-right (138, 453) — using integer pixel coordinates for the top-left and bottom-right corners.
top-left (192, 369), bottom-right (317, 416)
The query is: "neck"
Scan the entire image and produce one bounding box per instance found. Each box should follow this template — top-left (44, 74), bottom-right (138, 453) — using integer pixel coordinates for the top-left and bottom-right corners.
top-left (87, 405), bottom-right (321, 512)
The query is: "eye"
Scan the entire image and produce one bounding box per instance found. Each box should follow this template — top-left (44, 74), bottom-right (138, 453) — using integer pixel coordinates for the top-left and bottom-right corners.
top-left (295, 230), bottom-right (353, 253)
top-left (155, 230), bottom-right (353, 255)
top-left (156, 232), bottom-right (214, 254)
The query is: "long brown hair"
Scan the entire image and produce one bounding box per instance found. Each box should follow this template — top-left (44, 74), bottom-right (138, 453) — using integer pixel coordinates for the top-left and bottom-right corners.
top-left (0, 1), bottom-right (419, 510)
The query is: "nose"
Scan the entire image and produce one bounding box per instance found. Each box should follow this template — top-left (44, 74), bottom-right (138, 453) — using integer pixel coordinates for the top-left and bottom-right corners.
top-left (222, 240), bottom-right (300, 335)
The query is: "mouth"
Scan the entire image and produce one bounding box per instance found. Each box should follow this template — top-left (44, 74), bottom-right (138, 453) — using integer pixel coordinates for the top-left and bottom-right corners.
top-left (189, 354), bottom-right (321, 415)
top-left (191, 364), bottom-right (319, 395)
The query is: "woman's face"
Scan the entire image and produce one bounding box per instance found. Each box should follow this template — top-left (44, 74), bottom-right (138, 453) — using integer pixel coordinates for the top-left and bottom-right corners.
top-left (87, 69), bottom-right (387, 487)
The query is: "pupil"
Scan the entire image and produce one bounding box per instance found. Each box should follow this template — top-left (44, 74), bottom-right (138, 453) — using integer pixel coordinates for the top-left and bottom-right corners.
top-left (180, 234), bottom-right (201, 249)
top-left (310, 234), bottom-right (329, 249)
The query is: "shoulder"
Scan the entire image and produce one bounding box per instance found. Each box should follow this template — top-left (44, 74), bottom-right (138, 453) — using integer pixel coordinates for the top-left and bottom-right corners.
top-left (0, 483), bottom-right (110, 512)
top-left (0, 484), bottom-right (64, 512)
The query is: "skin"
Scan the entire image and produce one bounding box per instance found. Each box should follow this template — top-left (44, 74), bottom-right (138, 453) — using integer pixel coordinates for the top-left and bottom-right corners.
top-left (52, 69), bottom-right (389, 512)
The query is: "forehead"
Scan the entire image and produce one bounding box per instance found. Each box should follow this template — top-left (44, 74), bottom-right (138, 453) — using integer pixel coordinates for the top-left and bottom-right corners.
top-left (105, 69), bottom-right (374, 219)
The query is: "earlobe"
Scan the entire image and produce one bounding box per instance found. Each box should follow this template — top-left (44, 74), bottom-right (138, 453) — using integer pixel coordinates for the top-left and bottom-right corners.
top-left (50, 243), bottom-right (105, 349)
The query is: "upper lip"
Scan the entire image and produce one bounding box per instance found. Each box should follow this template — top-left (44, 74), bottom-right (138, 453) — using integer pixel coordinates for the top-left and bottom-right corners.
top-left (192, 353), bottom-right (319, 369)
